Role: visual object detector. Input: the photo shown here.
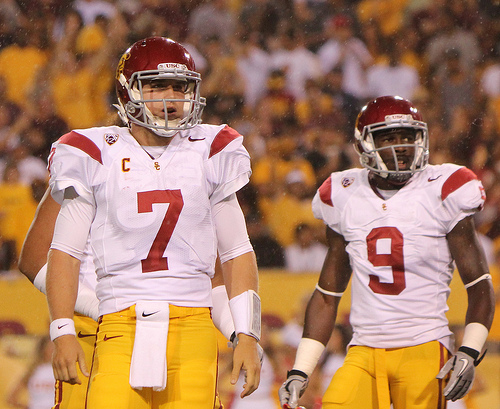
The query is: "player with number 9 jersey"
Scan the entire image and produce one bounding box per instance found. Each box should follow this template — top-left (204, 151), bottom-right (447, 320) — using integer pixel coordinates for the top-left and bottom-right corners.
top-left (278, 96), bottom-right (494, 409)
top-left (312, 163), bottom-right (485, 351)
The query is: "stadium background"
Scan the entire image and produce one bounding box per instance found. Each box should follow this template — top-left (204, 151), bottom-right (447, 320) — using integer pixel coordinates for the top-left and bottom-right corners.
top-left (1, 0), bottom-right (500, 408)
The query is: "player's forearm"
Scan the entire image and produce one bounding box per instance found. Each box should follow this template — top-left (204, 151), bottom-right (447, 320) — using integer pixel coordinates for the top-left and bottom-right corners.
top-left (221, 251), bottom-right (258, 298)
top-left (222, 251), bottom-right (260, 340)
top-left (46, 249), bottom-right (81, 320)
top-left (465, 280), bottom-right (495, 330)
top-left (302, 290), bottom-right (340, 345)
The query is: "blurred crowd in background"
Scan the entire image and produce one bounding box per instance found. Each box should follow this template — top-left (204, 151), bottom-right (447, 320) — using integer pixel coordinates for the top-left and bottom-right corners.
top-left (1, 0), bottom-right (500, 408)
top-left (1, 0), bottom-right (500, 271)
top-left (2, 0), bottom-right (500, 274)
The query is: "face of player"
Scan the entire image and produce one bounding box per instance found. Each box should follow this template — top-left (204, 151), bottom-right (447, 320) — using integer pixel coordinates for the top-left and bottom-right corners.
top-left (373, 128), bottom-right (417, 172)
top-left (141, 79), bottom-right (190, 122)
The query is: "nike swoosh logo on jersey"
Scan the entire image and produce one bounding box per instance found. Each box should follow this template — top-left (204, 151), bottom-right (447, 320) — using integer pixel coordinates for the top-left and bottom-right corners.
top-left (428, 175), bottom-right (442, 182)
top-left (58, 324), bottom-right (68, 329)
top-left (77, 331), bottom-right (96, 338)
top-left (188, 136), bottom-right (206, 142)
top-left (142, 311), bottom-right (159, 317)
top-left (456, 358), bottom-right (469, 377)
top-left (103, 335), bottom-right (123, 341)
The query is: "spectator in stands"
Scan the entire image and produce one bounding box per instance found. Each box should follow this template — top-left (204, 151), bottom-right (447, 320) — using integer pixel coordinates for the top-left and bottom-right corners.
top-left (238, 0), bottom-right (285, 44)
top-left (259, 168), bottom-right (322, 247)
top-left (73, 0), bottom-right (117, 26)
top-left (366, 39), bottom-right (421, 100)
top-left (295, 79), bottom-right (339, 130)
top-left (252, 135), bottom-right (316, 202)
top-left (6, 335), bottom-right (55, 409)
top-left (255, 69), bottom-right (297, 136)
top-left (0, 27), bottom-right (48, 108)
top-left (433, 49), bottom-right (477, 129)
top-left (235, 32), bottom-right (271, 111)
top-left (284, 223), bottom-right (327, 273)
top-left (188, 0), bottom-right (236, 47)
top-left (317, 14), bottom-right (373, 100)
top-left (0, 162), bottom-right (37, 256)
top-left (355, 0), bottom-right (408, 38)
top-left (48, 15), bottom-right (120, 129)
top-left (201, 36), bottom-right (246, 123)
top-left (8, 142), bottom-right (47, 187)
top-left (245, 212), bottom-right (285, 269)
top-left (320, 66), bottom-right (360, 134)
top-left (268, 27), bottom-right (322, 100)
top-left (425, 11), bottom-right (480, 75)
top-left (302, 126), bottom-right (354, 187)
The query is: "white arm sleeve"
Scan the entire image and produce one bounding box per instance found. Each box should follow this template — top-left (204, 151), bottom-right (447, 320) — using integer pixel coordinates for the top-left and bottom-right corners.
top-left (211, 285), bottom-right (235, 340)
top-left (34, 263), bottom-right (99, 321)
top-left (213, 193), bottom-right (253, 264)
top-left (51, 191), bottom-right (95, 260)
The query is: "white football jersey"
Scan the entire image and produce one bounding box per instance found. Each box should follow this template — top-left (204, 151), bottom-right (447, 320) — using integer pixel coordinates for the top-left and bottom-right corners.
top-left (312, 164), bottom-right (485, 350)
top-left (48, 124), bottom-right (251, 315)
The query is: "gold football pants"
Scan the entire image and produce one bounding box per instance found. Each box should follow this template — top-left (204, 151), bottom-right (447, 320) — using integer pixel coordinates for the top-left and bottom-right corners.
top-left (53, 314), bottom-right (97, 409)
top-left (86, 304), bottom-right (220, 409)
top-left (322, 341), bottom-right (450, 409)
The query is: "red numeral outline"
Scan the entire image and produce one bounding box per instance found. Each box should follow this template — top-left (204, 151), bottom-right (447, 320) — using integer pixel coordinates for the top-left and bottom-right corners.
top-left (137, 190), bottom-right (183, 273)
top-left (366, 226), bottom-right (406, 295)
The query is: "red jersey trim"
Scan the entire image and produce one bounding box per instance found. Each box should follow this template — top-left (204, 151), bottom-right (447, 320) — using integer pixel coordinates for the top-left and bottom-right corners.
top-left (58, 131), bottom-right (103, 164)
top-left (209, 125), bottom-right (240, 159)
top-left (441, 167), bottom-right (477, 201)
top-left (318, 176), bottom-right (333, 207)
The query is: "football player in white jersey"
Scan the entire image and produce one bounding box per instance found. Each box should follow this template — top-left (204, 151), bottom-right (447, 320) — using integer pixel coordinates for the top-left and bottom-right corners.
top-left (279, 96), bottom-right (495, 409)
top-left (43, 37), bottom-right (261, 409)
top-left (19, 188), bottom-right (248, 409)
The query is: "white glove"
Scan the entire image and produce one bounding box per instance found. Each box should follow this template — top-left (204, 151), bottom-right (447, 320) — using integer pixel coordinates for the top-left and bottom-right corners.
top-left (278, 370), bottom-right (309, 409)
top-left (437, 346), bottom-right (483, 401)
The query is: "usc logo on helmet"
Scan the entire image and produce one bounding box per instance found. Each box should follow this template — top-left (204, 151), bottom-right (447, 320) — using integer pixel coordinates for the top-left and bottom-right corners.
top-left (116, 51), bottom-right (131, 80)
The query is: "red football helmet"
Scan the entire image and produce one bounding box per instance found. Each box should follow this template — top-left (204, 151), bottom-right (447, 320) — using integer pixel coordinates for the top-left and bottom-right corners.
top-left (354, 95), bottom-right (429, 182)
top-left (115, 37), bottom-right (205, 137)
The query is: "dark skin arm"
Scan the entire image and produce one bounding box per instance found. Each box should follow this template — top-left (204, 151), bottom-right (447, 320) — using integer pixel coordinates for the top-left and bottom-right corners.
top-left (446, 216), bottom-right (495, 329)
top-left (18, 188), bottom-right (60, 282)
top-left (302, 226), bottom-right (352, 345)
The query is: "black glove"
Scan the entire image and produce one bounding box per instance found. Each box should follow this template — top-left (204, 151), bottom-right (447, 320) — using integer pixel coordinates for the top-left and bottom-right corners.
top-left (436, 346), bottom-right (485, 401)
top-left (278, 369), bottom-right (309, 408)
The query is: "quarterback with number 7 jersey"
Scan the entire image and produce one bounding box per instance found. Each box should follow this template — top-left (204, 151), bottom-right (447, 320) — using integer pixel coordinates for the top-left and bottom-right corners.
top-left (45, 37), bottom-right (261, 409)
top-left (279, 96), bottom-right (495, 409)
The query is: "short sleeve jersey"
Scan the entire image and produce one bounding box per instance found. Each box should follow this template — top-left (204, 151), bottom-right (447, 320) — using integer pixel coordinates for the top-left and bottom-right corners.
top-left (48, 124), bottom-right (251, 315)
top-left (312, 164), bottom-right (485, 350)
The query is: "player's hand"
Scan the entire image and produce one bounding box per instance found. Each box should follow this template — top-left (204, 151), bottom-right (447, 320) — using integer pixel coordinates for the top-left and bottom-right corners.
top-left (52, 335), bottom-right (89, 384)
top-left (278, 369), bottom-right (309, 408)
top-left (230, 333), bottom-right (261, 398)
top-left (230, 332), bottom-right (264, 363)
top-left (437, 347), bottom-right (482, 401)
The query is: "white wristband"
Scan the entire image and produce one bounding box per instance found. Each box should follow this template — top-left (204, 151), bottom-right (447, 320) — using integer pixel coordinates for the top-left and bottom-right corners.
top-left (50, 318), bottom-right (76, 341)
top-left (461, 322), bottom-right (489, 353)
top-left (293, 338), bottom-right (325, 376)
top-left (229, 290), bottom-right (261, 341)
